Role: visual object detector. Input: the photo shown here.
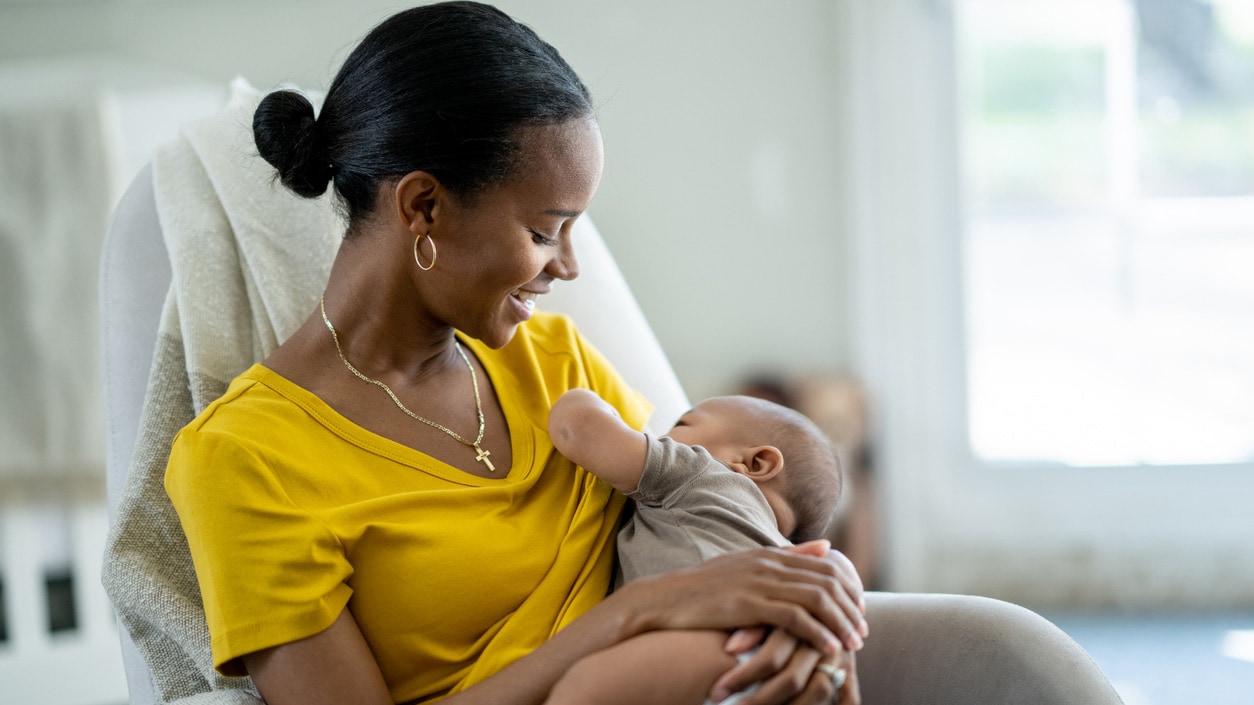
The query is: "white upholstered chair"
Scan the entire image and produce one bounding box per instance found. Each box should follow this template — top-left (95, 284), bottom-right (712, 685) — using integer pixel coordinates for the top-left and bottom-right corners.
top-left (101, 155), bottom-right (1123, 705)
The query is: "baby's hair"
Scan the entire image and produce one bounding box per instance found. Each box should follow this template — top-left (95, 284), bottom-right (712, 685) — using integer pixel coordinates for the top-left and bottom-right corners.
top-left (780, 422), bottom-right (842, 543)
top-left (743, 398), bottom-right (842, 543)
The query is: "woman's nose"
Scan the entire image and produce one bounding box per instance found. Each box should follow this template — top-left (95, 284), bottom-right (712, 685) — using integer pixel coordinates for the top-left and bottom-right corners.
top-left (548, 236), bottom-right (579, 281)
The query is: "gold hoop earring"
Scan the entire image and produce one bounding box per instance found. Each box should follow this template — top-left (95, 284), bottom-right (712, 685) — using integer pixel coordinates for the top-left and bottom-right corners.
top-left (413, 233), bottom-right (436, 271)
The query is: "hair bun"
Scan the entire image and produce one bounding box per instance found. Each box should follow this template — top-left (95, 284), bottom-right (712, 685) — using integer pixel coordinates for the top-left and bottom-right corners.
top-left (253, 90), bottom-right (333, 198)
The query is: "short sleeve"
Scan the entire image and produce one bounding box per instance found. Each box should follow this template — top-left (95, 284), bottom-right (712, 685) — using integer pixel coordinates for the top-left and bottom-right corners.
top-left (630, 434), bottom-right (708, 506)
top-left (165, 424), bottom-right (353, 676)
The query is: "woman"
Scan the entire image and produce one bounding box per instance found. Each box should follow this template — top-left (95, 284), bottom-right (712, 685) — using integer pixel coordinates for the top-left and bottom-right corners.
top-left (164, 3), bottom-right (864, 705)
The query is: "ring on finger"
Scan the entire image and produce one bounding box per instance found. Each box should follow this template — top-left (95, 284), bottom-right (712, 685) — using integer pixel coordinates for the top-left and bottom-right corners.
top-left (816, 662), bottom-right (847, 690)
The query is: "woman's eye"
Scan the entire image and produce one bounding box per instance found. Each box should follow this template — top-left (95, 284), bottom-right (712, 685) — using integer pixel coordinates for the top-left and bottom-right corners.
top-left (530, 230), bottom-right (558, 246)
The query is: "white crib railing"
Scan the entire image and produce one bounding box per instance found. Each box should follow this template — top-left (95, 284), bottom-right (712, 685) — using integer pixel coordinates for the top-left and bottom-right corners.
top-left (0, 480), bottom-right (128, 705)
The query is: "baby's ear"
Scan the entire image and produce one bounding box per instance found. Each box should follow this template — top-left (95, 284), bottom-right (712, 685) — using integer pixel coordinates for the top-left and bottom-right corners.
top-left (743, 445), bottom-right (785, 483)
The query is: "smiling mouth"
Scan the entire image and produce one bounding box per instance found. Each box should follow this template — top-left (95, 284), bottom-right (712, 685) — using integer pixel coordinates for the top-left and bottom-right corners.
top-left (513, 289), bottom-right (539, 310)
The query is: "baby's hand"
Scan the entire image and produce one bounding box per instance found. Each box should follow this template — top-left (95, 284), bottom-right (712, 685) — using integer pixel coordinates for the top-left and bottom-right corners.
top-left (553, 388), bottom-right (620, 417)
top-left (552, 388), bottom-right (594, 409)
top-left (548, 388), bottom-right (647, 494)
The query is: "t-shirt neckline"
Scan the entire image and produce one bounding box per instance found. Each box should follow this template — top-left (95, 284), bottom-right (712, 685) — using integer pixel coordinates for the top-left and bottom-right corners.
top-left (241, 336), bottom-right (540, 487)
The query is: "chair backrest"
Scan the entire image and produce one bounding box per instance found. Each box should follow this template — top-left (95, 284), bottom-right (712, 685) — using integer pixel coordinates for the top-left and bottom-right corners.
top-left (100, 164), bottom-right (167, 704)
top-left (99, 162), bottom-right (689, 704)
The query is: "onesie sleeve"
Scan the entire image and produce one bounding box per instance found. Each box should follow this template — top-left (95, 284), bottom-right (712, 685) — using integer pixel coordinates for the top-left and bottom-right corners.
top-left (165, 425), bottom-right (353, 676)
top-left (630, 434), bottom-right (705, 506)
top-left (617, 435), bottom-right (787, 582)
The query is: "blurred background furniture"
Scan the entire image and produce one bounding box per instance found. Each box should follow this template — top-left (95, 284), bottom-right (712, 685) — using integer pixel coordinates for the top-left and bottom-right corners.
top-left (0, 56), bottom-right (221, 705)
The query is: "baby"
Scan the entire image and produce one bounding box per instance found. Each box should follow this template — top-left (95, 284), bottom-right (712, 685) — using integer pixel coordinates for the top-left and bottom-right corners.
top-left (544, 388), bottom-right (852, 705)
top-left (550, 389), bottom-right (843, 581)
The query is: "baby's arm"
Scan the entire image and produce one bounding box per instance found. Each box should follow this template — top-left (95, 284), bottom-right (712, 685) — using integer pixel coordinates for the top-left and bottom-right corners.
top-left (548, 388), bottom-right (649, 494)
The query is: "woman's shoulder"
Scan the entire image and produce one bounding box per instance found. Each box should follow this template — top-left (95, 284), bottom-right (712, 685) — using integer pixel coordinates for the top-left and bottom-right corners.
top-left (176, 364), bottom-right (317, 451)
top-left (167, 364), bottom-right (336, 491)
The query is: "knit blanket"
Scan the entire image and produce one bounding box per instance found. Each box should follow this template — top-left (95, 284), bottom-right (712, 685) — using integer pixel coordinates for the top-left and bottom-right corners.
top-left (101, 79), bottom-right (340, 704)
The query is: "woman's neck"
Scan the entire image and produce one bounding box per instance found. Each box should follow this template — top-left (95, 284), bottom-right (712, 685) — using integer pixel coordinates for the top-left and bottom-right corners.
top-left (317, 234), bottom-right (462, 384)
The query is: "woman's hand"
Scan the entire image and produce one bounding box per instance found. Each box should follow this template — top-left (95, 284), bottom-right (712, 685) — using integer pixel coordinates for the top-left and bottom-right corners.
top-left (824, 649), bottom-right (861, 705)
top-left (613, 540), bottom-right (867, 660)
top-left (787, 539), bottom-right (866, 626)
top-left (711, 630), bottom-right (860, 705)
top-left (708, 541), bottom-right (866, 704)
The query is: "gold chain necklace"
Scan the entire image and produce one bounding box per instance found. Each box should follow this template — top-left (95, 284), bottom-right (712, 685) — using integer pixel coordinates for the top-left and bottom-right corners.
top-left (319, 296), bottom-right (495, 471)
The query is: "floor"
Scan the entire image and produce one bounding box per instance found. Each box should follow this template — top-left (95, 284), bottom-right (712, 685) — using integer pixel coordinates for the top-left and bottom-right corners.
top-left (1048, 612), bottom-right (1254, 705)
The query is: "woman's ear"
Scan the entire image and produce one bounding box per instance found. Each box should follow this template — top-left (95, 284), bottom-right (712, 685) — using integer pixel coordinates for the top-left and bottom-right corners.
top-left (742, 445), bottom-right (785, 483)
top-left (394, 171), bottom-right (441, 234)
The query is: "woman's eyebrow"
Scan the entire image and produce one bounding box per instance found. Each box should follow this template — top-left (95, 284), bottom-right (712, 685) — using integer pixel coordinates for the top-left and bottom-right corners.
top-left (544, 208), bottom-right (581, 218)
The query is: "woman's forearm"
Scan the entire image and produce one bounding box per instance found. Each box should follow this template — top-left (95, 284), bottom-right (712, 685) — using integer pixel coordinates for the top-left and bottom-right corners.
top-left (424, 546), bottom-right (865, 705)
top-left (431, 592), bottom-right (637, 705)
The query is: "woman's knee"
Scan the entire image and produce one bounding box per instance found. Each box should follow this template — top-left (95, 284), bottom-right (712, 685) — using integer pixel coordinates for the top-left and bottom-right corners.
top-left (857, 592), bottom-right (1122, 705)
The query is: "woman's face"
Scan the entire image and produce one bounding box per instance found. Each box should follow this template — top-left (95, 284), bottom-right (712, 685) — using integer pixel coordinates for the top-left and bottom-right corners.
top-left (425, 117), bottom-right (604, 348)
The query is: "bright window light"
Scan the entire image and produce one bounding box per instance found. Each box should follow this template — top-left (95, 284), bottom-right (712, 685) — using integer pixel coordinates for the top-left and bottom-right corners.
top-left (958, 0), bottom-right (1254, 466)
top-left (1221, 630), bottom-right (1254, 665)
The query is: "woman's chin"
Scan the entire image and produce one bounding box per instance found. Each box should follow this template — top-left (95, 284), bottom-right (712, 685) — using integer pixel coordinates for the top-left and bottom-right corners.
top-left (473, 322), bottom-right (521, 350)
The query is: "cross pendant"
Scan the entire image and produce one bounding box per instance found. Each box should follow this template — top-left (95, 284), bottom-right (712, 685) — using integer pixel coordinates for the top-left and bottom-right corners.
top-left (474, 445), bottom-right (495, 472)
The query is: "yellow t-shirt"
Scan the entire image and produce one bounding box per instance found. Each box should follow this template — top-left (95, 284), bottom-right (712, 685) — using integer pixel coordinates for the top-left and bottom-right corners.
top-left (165, 312), bottom-right (652, 703)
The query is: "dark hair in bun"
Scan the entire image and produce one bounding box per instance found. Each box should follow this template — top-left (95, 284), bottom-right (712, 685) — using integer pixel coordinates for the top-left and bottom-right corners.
top-left (253, 90), bottom-right (334, 199)
top-left (252, 1), bottom-right (593, 228)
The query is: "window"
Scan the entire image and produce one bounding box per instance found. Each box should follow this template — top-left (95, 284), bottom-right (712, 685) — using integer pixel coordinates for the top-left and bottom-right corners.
top-left (840, 0), bottom-right (1254, 601)
top-left (960, 0), bottom-right (1254, 466)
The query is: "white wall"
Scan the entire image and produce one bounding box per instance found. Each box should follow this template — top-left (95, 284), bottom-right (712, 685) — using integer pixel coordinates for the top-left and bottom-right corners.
top-left (0, 0), bottom-right (852, 402)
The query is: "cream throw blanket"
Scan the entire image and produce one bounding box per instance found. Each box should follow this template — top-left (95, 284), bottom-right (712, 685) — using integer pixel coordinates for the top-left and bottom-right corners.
top-left (101, 80), bottom-right (339, 704)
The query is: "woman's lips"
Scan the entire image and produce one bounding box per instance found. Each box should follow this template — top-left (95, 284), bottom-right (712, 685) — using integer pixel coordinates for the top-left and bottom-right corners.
top-left (510, 289), bottom-right (539, 320)
top-left (514, 290), bottom-right (538, 310)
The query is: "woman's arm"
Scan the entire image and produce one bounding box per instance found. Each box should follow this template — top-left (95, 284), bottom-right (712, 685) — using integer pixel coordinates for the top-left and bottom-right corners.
top-left (242, 610), bottom-right (392, 705)
top-left (544, 630), bottom-right (857, 705)
top-left (548, 388), bottom-right (649, 494)
top-left (243, 581), bottom-right (643, 705)
top-left (436, 548), bottom-right (847, 705)
top-left (244, 545), bottom-right (863, 705)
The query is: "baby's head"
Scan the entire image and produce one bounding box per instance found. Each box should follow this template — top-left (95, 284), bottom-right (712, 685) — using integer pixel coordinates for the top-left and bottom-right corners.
top-left (663, 395), bottom-right (842, 543)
